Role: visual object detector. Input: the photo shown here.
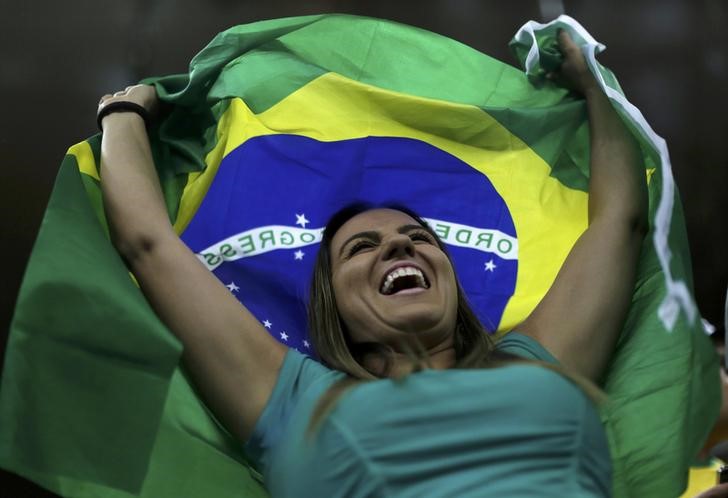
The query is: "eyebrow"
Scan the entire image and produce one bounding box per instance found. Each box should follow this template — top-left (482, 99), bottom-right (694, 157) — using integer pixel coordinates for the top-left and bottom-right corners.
top-left (398, 224), bottom-right (427, 235)
top-left (337, 224), bottom-right (427, 257)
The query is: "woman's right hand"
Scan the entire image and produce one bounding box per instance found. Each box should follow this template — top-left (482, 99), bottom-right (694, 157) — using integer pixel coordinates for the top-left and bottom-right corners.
top-left (98, 84), bottom-right (159, 125)
top-left (98, 80), bottom-right (286, 444)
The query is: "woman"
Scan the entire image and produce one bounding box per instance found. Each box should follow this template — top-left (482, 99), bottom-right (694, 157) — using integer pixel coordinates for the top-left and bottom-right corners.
top-left (98, 31), bottom-right (646, 496)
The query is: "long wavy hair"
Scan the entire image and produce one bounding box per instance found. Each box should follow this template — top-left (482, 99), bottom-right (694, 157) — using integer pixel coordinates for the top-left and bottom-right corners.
top-left (308, 203), bottom-right (497, 378)
top-left (306, 203), bottom-right (502, 431)
top-left (306, 203), bottom-right (602, 432)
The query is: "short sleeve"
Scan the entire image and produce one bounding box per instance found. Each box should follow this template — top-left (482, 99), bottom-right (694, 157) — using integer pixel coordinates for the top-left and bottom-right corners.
top-left (495, 332), bottom-right (559, 363)
top-left (244, 350), bottom-right (335, 471)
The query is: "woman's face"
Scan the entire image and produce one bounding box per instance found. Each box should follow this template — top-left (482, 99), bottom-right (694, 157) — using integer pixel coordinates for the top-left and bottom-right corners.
top-left (329, 209), bottom-right (458, 352)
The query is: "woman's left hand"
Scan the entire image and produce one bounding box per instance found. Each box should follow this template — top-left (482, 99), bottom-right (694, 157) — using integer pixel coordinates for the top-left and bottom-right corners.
top-left (518, 27), bottom-right (646, 382)
top-left (548, 30), bottom-right (600, 95)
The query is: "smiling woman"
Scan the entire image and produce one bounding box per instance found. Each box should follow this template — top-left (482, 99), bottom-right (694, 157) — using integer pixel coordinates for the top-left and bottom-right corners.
top-left (94, 29), bottom-right (643, 497)
top-left (244, 203), bottom-right (615, 498)
top-left (330, 209), bottom-right (458, 359)
top-left (308, 204), bottom-right (494, 380)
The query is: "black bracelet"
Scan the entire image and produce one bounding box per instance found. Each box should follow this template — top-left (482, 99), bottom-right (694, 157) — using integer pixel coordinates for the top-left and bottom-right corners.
top-left (97, 101), bottom-right (151, 131)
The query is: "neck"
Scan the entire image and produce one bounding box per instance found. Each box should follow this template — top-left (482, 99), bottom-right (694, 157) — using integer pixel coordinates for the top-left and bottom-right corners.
top-left (361, 340), bottom-right (457, 378)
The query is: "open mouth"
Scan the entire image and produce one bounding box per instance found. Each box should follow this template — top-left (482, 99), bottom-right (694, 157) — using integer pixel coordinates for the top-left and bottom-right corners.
top-left (380, 266), bottom-right (430, 295)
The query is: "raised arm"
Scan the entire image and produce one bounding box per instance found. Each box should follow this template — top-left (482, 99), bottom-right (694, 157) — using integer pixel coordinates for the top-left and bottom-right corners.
top-left (98, 85), bottom-right (286, 441)
top-left (519, 31), bottom-right (648, 382)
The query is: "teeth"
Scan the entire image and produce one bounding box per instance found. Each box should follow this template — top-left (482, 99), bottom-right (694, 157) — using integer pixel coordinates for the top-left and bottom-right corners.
top-left (379, 266), bottom-right (429, 294)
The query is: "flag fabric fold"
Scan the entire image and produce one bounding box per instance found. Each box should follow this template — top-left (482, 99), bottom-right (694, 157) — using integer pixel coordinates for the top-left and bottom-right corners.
top-left (0, 14), bottom-right (719, 498)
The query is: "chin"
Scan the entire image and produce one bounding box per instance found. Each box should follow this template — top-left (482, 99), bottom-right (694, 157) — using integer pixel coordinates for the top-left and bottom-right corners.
top-left (384, 306), bottom-right (454, 341)
top-left (382, 290), bottom-right (454, 322)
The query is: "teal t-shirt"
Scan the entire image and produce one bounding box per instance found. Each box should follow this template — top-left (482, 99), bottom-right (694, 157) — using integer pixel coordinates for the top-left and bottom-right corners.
top-left (245, 333), bottom-right (611, 497)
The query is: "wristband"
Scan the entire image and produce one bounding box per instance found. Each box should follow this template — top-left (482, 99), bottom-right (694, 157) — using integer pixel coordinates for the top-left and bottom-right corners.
top-left (97, 101), bottom-right (151, 131)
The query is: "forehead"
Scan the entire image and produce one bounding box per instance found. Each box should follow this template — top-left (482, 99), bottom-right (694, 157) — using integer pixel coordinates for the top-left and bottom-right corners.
top-left (330, 208), bottom-right (420, 249)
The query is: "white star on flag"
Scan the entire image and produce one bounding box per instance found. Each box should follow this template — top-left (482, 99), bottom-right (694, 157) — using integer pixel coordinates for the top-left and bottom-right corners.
top-left (280, 331), bottom-right (289, 341)
top-left (294, 250), bottom-right (305, 260)
top-left (484, 259), bottom-right (497, 272)
top-left (226, 282), bottom-right (240, 292)
top-left (295, 213), bottom-right (310, 228)
top-left (263, 320), bottom-right (272, 329)
top-left (303, 340), bottom-right (310, 349)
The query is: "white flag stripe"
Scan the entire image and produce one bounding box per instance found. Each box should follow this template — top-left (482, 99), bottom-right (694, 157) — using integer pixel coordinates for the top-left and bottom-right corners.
top-left (423, 218), bottom-right (518, 260)
top-left (196, 225), bottom-right (324, 270)
top-left (196, 218), bottom-right (518, 271)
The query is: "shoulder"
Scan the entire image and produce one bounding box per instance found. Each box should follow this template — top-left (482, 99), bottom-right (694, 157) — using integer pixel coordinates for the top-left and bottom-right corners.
top-left (495, 332), bottom-right (559, 363)
top-left (245, 350), bottom-right (342, 463)
top-left (263, 350), bottom-right (341, 416)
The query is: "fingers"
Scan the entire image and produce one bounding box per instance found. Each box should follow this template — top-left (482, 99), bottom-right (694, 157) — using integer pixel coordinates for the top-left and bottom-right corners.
top-left (545, 29), bottom-right (599, 95)
top-left (557, 29), bottom-right (580, 57)
top-left (97, 84), bottom-right (158, 113)
top-left (100, 85), bottom-right (137, 102)
top-left (545, 30), bottom-right (577, 83)
top-left (557, 29), bottom-right (572, 44)
top-left (112, 85), bottom-right (140, 97)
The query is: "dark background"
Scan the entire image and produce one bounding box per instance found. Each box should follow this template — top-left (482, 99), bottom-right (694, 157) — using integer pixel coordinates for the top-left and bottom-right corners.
top-left (1, 0), bottom-right (727, 495)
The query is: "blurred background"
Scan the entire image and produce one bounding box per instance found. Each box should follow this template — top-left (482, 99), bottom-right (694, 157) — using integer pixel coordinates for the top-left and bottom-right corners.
top-left (1, 0), bottom-right (727, 494)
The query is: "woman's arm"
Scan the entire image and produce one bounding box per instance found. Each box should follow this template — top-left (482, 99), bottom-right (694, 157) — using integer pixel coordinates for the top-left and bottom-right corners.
top-left (519, 31), bottom-right (648, 382)
top-left (99, 85), bottom-right (286, 441)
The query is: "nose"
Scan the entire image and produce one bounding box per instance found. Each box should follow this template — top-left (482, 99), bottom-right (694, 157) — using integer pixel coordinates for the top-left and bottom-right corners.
top-left (382, 233), bottom-right (415, 260)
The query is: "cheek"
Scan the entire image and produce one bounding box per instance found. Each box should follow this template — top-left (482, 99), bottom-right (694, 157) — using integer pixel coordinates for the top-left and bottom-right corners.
top-left (447, 266), bottom-right (458, 291)
top-left (333, 255), bottom-right (372, 295)
top-left (331, 259), bottom-right (376, 337)
top-left (332, 265), bottom-right (354, 297)
top-left (437, 259), bottom-right (459, 307)
top-left (332, 265), bottom-right (364, 316)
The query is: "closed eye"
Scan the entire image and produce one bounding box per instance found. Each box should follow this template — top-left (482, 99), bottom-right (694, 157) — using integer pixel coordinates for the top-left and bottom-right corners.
top-left (409, 230), bottom-right (435, 244)
top-left (348, 239), bottom-right (376, 257)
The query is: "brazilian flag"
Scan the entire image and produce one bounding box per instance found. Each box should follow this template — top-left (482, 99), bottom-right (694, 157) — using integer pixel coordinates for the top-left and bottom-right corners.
top-left (0, 14), bottom-right (719, 498)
